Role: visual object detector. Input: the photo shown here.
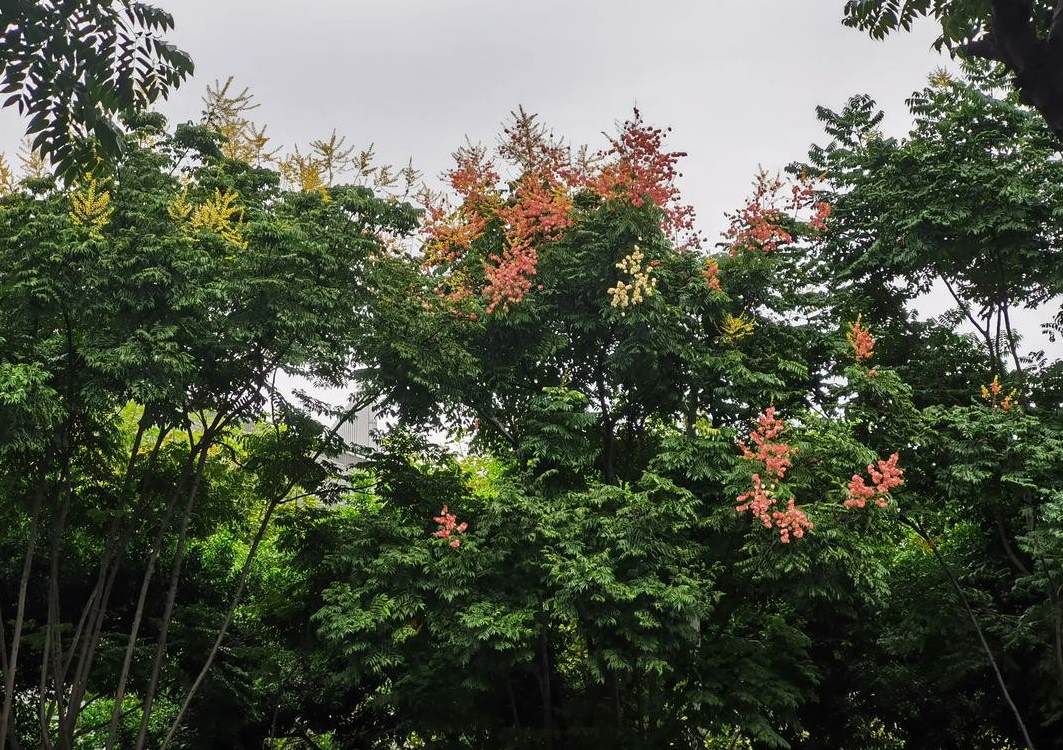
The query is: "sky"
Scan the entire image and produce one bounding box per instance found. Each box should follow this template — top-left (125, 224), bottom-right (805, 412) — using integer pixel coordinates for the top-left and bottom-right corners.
top-left (4, 1), bottom-right (947, 240)
top-left (10, 1), bottom-right (1051, 404)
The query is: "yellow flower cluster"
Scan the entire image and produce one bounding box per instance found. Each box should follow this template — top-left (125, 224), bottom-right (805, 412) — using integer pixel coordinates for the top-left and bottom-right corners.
top-left (608, 246), bottom-right (657, 310)
top-left (720, 313), bottom-right (755, 344)
top-left (70, 174), bottom-right (114, 238)
top-left (280, 151), bottom-right (330, 202)
top-left (169, 187), bottom-right (249, 250)
top-left (0, 154), bottom-right (13, 195)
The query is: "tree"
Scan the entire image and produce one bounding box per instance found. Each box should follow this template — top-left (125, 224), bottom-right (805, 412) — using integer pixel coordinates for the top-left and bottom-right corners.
top-left (298, 109), bottom-right (909, 748)
top-left (843, 0), bottom-right (1063, 140)
top-left (791, 65), bottom-right (1063, 747)
top-left (0, 96), bottom-right (416, 748)
top-left (0, 1), bottom-right (193, 179)
top-left (802, 65), bottom-right (1063, 380)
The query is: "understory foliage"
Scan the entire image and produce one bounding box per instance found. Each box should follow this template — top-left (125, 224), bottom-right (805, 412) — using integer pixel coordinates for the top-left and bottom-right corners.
top-left (2, 68), bottom-right (1063, 750)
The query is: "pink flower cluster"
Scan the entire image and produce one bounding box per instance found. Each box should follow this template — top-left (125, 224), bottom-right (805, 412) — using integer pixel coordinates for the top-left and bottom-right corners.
top-left (736, 474), bottom-right (773, 525)
top-left (844, 453), bottom-right (904, 509)
top-left (738, 407), bottom-right (792, 479)
top-left (772, 499), bottom-right (813, 544)
top-left (433, 505), bottom-right (469, 549)
top-left (726, 171), bottom-right (833, 255)
top-left (735, 408), bottom-right (812, 543)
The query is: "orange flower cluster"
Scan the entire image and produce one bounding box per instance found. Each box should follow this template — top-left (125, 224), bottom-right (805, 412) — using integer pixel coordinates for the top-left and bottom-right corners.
top-left (702, 257), bottom-right (722, 292)
top-left (844, 453), bottom-right (904, 509)
top-left (422, 146), bottom-right (499, 267)
top-left (433, 505), bottom-right (468, 549)
top-left (726, 172), bottom-right (792, 255)
top-left (847, 316), bottom-right (875, 362)
top-left (421, 109), bottom-right (700, 313)
top-left (485, 175), bottom-right (574, 312)
top-left (980, 375), bottom-right (1017, 411)
top-left (726, 171), bottom-right (831, 255)
top-left (736, 408), bottom-right (812, 543)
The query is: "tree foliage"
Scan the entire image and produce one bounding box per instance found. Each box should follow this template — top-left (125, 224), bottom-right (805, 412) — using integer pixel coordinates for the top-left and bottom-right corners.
top-left (843, 0), bottom-right (1063, 141)
top-left (2, 59), bottom-right (1063, 750)
top-left (0, 1), bottom-right (194, 180)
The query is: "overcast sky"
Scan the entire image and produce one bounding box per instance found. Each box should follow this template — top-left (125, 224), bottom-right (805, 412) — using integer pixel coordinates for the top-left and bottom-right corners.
top-left (4, 0), bottom-right (946, 238)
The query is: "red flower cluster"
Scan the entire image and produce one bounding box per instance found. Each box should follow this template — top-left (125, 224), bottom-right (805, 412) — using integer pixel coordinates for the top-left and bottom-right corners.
top-left (847, 316), bottom-right (875, 362)
top-left (584, 109), bottom-right (699, 248)
top-left (844, 453), bottom-right (904, 509)
top-left (433, 505), bottom-right (469, 549)
top-left (736, 408), bottom-right (812, 543)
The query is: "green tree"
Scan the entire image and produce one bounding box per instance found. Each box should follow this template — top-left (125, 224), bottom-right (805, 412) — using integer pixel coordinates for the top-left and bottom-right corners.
top-left (0, 98), bottom-right (416, 748)
top-left (0, 1), bottom-right (193, 179)
top-left (300, 110), bottom-right (902, 748)
top-left (843, 0), bottom-right (1063, 140)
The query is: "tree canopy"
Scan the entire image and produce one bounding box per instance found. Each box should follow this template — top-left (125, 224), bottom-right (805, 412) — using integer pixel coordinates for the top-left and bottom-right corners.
top-left (1, 21), bottom-right (1063, 750)
top-left (843, 1), bottom-right (1063, 139)
top-left (0, 1), bottom-right (193, 180)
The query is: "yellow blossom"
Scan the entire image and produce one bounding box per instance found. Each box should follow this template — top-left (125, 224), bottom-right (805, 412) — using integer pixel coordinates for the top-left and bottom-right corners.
top-left (608, 246), bottom-right (657, 310)
top-left (0, 154), bottom-right (13, 195)
top-left (281, 149), bottom-right (330, 202)
top-left (720, 313), bottom-right (755, 344)
top-left (176, 188), bottom-right (249, 250)
top-left (70, 174), bottom-right (114, 237)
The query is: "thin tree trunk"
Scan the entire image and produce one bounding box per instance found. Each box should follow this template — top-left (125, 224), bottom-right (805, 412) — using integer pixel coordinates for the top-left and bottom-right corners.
top-left (38, 589), bottom-right (54, 750)
top-left (154, 395), bottom-right (367, 749)
top-left (538, 628), bottom-right (553, 748)
top-left (60, 425), bottom-right (195, 747)
top-left (900, 515), bottom-right (1036, 749)
top-left (56, 548), bottom-right (124, 750)
top-left (0, 605), bottom-right (22, 750)
top-left (104, 430), bottom-right (209, 750)
top-left (38, 495), bottom-right (71, 750)
top-left (158, 497), bottom-right (281, 750)
top-left (0, 488), bottom-right (45, 750)
top-left (130, 449), bottom-right (211, 750)
top-left (56, 419), bottom-right (155, 696)
top-left (1000, 301), bottom-right (1024, 377)
top-left (506, 677), bottom-right (520, 729)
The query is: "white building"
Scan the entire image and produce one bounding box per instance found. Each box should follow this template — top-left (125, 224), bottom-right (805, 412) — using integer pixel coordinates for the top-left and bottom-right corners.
top-left (328, 395), bottom-right (379, 468)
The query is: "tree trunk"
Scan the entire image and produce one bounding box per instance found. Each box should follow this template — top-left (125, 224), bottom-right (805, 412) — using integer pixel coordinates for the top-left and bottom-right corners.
top-left (158, 498), bottom-right (281, 750)
top-left (900, 514), bottom-right (1037, 749)
top-left (0, 489), bottom-right (45, 750)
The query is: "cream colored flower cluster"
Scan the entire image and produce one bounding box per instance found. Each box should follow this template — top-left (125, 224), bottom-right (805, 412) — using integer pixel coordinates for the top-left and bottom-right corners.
top-left (608, 247), bottom-right (657, 310)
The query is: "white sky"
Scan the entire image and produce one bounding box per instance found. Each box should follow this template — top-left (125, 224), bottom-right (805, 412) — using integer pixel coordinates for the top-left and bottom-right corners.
top-left (4, 1), bottom-right (947, 240)
top-left (5, 1), bottom-right (1053, 404)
